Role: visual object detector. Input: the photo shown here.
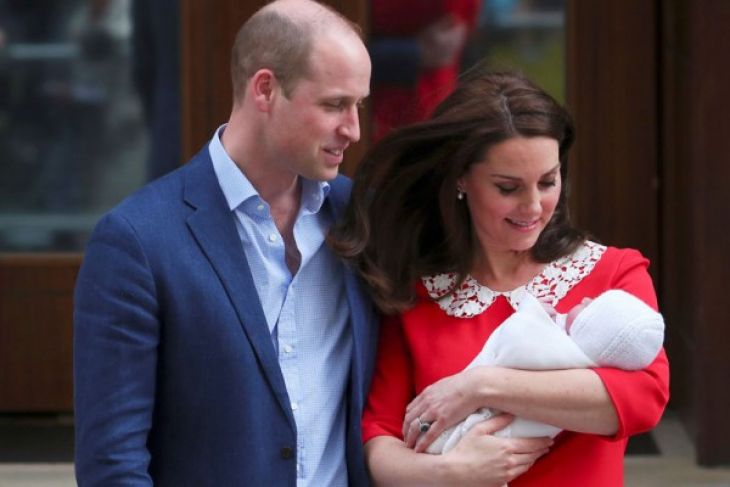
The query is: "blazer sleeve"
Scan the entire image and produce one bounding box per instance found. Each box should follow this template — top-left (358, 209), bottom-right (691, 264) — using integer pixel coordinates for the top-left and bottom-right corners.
top-left (361, 314), bottom-right (416, 443)
top-left (591, 249), bottom-right (670, 440)
top-left (74, 212), bottom-right (159, 486)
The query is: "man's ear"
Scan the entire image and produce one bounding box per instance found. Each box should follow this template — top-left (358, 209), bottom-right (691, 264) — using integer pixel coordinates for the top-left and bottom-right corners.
top-left (250, 69), bottom-right (278, 112)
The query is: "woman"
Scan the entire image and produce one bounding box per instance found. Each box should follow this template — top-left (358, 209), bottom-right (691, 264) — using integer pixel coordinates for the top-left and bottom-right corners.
top-left (330, 71), bottom-right (669, 486)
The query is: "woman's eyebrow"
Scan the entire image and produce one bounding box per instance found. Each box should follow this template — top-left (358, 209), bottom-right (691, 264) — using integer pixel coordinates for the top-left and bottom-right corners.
top-left (490, 163), bottom-right (561, 180)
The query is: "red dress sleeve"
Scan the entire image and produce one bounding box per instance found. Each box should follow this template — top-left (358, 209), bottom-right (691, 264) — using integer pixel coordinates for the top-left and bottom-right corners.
top-left (590, 249), bottom-right (671, 439)
top-left (361, 314), bottom-right (415, 443)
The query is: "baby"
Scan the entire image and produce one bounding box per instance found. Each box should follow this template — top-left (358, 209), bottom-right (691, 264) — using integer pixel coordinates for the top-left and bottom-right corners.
top-left (426, 289), bottom-right (665, 454)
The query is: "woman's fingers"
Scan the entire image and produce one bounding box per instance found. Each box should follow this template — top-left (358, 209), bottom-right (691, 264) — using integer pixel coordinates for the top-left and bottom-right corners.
top-left (442, 421), bottom-right (553, 485)
top-left (413, 419), bottom-right (445, 453)
top-left (509, 436), bottom-right (554, 454)
top-left (403, 374), bottom-right (473, 441)
top-left (463, 413), bottom-right (515, 437)
top-left (504, 447), bottom-right (551, 480)
top-left (468, 419), bottom-right (554, 456)
top-left (402, 408), bottom-right (426, 441)
top-left (403, 416), bottom-right (422, 448)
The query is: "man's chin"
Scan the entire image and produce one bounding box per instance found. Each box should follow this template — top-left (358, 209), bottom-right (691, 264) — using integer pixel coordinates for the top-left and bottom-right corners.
top-left (316, 164), bottom-right (341, 182)
top-left (300, 170), bottom-right (339, 183)
top-left (321, 170), bottom-right (340, 181)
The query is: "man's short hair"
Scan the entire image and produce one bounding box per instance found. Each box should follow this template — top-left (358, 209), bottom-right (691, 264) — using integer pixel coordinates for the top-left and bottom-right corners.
top-left (230, 3), bottom-right (361, 102)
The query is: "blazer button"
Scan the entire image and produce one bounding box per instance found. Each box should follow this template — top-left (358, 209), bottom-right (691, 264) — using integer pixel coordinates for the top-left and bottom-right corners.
top-left (280, 447), bottom-right (294, 459)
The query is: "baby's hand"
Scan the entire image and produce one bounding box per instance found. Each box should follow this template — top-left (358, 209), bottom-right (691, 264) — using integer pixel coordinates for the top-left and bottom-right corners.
top-left (538, 298), bottom-right (558, 320)
top-left (565, 297), bottom-right (593, 333)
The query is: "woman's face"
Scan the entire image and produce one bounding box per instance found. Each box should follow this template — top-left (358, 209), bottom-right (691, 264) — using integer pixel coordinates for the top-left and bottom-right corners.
top-left (458, 136), bottom-right (562, 256)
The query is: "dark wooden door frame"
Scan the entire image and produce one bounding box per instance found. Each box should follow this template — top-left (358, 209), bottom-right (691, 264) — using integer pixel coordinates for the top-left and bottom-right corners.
top-left (0, 254), bottom-right (78, 411)
top-left (567, 0), bottom-right (730, 465)
top-left (659, 0), bottom-right (730, 466)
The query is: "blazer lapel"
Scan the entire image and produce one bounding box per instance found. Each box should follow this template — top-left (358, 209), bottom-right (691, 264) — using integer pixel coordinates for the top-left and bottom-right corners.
top-left (182, 150), bottom-right (295, 430)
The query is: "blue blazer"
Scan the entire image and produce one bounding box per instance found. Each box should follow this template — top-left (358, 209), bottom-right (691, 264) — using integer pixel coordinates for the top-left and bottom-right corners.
top-left (74, 148), bottom-right (379, 486)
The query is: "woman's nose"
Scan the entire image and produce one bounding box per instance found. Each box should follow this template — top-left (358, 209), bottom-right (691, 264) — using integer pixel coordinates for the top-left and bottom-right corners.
top-left (519, 188), bottom-right (542, 213)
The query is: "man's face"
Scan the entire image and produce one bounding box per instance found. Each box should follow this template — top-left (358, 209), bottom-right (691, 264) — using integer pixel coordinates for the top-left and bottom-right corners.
top-left (267, 32), bottom-right (371, 181)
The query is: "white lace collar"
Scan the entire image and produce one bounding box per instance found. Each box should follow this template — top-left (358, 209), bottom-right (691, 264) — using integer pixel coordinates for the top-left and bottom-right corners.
top-left (422, 241), bottom-right (606, 318)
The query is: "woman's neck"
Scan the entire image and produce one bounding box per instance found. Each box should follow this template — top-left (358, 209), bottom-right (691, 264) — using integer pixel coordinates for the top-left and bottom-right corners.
top-left (470, 249), bottom-right (545, 292)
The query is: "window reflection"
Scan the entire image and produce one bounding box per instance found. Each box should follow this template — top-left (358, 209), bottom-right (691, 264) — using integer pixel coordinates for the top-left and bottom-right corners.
top-left (369, 0), bottom-right (565, 140)
top-left (463, 0), bottom-right (565, 101)
top-left (0, 0), bottom-right (179, 251)
top-left (369, 0), bottom-right (481, 142)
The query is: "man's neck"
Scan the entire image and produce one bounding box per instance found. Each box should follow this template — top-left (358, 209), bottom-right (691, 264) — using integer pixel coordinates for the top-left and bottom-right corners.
top-left (233, 146), bottom-right (304, 274)
top-left (221, 118), bottom-right (301, 211)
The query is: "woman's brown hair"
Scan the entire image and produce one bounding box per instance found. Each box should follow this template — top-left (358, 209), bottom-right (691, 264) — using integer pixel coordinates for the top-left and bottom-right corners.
top-left (329, 71), bottom-right (586, 314)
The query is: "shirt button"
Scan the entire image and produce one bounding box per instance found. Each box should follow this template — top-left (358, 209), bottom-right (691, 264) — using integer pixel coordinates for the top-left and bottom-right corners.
top-left (291, 401), bottom-right (298, 411)
top-left (268, 233), bottom-right (277, 242)
top-left (280, 447), bottom-right (294, 459)
top-left (257, 204), bottom-right (265, 211)
top-left (283, 345), bottom-right (293, 354)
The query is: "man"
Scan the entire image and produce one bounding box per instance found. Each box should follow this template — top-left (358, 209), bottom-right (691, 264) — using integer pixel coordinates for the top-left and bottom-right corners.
top-left (73, 1), bottom-right (378, 485)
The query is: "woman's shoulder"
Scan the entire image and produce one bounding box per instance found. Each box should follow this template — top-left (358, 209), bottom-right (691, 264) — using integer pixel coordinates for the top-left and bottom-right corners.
top-left (595, 243), bottom-right (651, 272)
top-left (564, 242), bottom-right (657, 309)
top-left (529, 241), bottom-right (649, 305)
top-left (556, 240), bottom-right (649, 270)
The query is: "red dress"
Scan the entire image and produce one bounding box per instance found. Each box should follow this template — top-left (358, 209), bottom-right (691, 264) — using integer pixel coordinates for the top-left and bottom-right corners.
top-left (362, 242), bottom-right (670, 486)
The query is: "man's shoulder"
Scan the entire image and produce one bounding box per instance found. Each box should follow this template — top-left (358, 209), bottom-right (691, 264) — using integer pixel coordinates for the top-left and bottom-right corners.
top-left (327, 174), bottom-right (353, 210)
top-left (112, 167), bottom-right (184, 219)
top-left (330, 174), bottom-right (352, 199)
top-left (105, 149), bottom-right (211, 227)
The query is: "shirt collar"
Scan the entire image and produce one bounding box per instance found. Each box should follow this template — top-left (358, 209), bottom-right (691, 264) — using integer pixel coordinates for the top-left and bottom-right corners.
top-left (208, 124), bottom-right (331, 214)
top-left (300, 177), bottom-right (331, 215)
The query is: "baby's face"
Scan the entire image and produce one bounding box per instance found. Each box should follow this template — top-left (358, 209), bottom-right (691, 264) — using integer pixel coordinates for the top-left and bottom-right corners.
top-left (566, 297), bottom-right (594, 333)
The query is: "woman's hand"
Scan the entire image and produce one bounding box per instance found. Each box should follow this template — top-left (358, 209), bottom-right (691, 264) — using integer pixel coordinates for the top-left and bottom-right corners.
top-left (441, 414), bottom-right (552, 486)
top-left (365, 414), bottom-right (552, 487)
top-left (403, 368), bottom-right (485, 452)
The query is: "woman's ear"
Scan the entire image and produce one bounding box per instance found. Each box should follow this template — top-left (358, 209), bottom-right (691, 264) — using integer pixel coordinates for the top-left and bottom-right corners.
top-left (456, 175), bottom-right (467, 198)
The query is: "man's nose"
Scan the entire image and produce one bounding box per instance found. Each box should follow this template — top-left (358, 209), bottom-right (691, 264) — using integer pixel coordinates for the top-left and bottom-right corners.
top-left (338, 105), bottom-right (361, 142)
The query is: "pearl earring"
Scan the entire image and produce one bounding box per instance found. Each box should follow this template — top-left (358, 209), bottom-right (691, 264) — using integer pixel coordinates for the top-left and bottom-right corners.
top-left (457, 189), bottom-right (465, 200)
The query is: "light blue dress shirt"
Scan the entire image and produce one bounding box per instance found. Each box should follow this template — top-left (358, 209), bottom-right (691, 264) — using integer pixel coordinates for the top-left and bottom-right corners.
top-left (209, 126), bottom-right (352, 486)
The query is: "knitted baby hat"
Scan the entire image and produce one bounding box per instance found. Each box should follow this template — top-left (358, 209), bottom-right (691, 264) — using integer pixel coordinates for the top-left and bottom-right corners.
top-left (568, 290), bottom-right (665, 370)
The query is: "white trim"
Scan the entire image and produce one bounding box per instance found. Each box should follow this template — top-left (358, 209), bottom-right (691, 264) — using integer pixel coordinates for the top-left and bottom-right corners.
top-left (422, 241), bottom-right (607, 318)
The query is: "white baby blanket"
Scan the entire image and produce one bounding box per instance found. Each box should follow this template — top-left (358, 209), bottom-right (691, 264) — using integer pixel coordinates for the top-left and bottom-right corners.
top-left (426, 290), bottom-right (664, 454)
